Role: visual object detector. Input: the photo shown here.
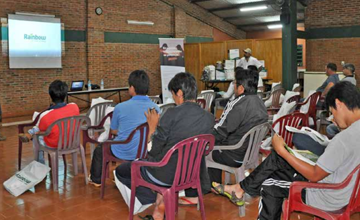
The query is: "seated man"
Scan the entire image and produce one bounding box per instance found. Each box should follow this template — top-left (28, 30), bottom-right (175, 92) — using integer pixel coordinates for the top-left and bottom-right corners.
top-left (341, 63), bottom-right (356, 85)
top-left (18, 80), bottom-right (80, 163)
top-left (89, 70), bottom-right (160, 186)
top-left (209, 68), bottom-right (268, 184)
top-left (317, 63), bottom-right (339, 97)
top-left (115, 72), bottom-right (214, 220)
top-left (213, 81), bottom-right (360, 220)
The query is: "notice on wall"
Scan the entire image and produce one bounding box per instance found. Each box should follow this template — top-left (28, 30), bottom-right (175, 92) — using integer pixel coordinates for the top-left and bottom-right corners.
top-left (159, 38), bottom-right (185, 103)
top-left (229, 49), bottom-right (240, 60)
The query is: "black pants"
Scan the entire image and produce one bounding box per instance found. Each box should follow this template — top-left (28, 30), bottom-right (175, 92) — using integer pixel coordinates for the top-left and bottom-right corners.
top-left (208, 150), bottom-right (242, 184)
top-left (90, 145), bottom-right (119, 184)
top-left (240, 150), bottom-right (307, 220)
top-left (115, 161), bottom-right (202, 205)
top-left (292, 133), bottom-right (325, 156)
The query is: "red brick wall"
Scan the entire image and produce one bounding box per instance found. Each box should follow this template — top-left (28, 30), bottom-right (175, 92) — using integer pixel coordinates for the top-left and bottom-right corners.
top-left (0, 0), bottom-right (243, 118)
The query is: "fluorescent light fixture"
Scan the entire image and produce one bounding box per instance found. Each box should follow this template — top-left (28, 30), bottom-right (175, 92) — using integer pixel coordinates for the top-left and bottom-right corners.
top-left (240, 5), bottom-right (267, 12)
top-left (268, 24), bottom-right (283, 29)
top-left (127, 20), bottom-right (154, 26)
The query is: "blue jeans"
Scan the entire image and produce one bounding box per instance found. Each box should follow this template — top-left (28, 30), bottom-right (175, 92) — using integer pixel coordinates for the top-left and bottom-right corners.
top-left (292, 133), bottom-right (326, 156)
top-left (326, 124), bottom-right (339, 138)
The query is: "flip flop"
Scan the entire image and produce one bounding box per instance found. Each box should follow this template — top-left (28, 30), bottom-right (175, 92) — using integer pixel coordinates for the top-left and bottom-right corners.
top-left (211, 182), bottom-right (244, 206)
top-left (178, 197), bottom-right (198, 206)
top-left (139, 215), bottom-right (154, 220)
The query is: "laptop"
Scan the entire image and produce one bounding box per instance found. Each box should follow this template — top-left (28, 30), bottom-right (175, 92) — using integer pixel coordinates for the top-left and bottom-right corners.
top-left (70, 81), bottom-right (84, 91)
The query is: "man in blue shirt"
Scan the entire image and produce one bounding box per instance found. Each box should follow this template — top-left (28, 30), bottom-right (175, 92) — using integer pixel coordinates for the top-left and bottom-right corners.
top-left (89, 70), bottom-right (160, 186)
top-left (316, 63), bottom-right (339, 97)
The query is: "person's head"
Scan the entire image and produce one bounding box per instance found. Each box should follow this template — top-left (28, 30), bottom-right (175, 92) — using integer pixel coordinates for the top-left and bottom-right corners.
top-left (247, 65), bottom-right (258, 71)
top-left (176, 45), bottom-right (183, 52)
top-left (325, 63), bottom-right (337, 76)
top-left (235, 66), bottom-right (244, 72)
top-left (49, 80), bottom-right (68, 104)
top-left (243, 48), bottom-right (252, 59)
top-left (326, 81), bottom-right (360, 129)
top-left (343, 63), bottom-right (355, 76)
top-left (233, 68), bottom-right (258, 97)
top-left (128, 70), bottom-right (150, 96)
top-left (167, 72), bottom-right (197, 105)
top-left (160, 43), bottom-right (168, 50)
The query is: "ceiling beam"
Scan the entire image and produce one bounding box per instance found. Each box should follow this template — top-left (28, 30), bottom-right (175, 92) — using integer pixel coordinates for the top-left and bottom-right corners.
top-left (237, 19), bottom-right (304, 28)
top-left (189, 0), bottom-right (212, 3)
top-left (297, 0), bottom-right (308, 7)
top-left (224, 8), bottom-right (304, 20)
top-left (209, 1), bottom-right (272, 12)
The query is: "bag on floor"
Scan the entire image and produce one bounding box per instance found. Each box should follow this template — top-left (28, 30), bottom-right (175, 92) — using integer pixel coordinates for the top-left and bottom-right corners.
top-left (113, 170), bottom-right (152, 215)
top-left (3, 161), bottom-right (50, 197)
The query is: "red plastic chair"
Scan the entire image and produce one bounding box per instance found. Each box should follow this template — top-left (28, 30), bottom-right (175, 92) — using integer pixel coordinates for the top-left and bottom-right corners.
top-left (296, 91), bottom-right (321, 129)
top-left (129, 134), bottom-right (215, 220)
top-left (83, 117), bottom-right (149, 199)
top-left (287, 95), bottom-right (301, 104)
top-left (17, 109), bottom-right (46, 170)
top-left (196, 98), bottom-right (206, 109)
top-left (282, 164), bottom-right (360, 220)
top-left (260, 112), bottom-right (307, 156)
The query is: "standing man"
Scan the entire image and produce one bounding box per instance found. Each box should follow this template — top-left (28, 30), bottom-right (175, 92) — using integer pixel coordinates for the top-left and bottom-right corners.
top-left (236, 48), bottom-right (263, 71)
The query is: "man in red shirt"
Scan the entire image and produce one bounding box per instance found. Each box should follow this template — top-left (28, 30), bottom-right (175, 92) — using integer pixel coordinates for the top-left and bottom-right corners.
top-left (19, 80), bottom-right (79, 163)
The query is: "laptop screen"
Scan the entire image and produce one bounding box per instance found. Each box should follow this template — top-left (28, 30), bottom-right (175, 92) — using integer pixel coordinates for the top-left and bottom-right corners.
top-left (71, 81), bottom-right (84, 91)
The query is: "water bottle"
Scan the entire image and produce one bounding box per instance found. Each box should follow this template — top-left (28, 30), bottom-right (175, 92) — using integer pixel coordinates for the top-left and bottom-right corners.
top-left (100, 79), bottom-right (104, 90)
top-left (88, 80), bottom-right (91, 91)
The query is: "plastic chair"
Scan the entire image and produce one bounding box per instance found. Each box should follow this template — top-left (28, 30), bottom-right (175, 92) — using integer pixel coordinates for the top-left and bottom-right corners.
top-left (293, 85), bottom-right (302, 93)
top-left (148, 96), bottom-right (162, 104)
top-left (198, 90), bottom-right (216, 112)
top-left (196, 97), bottom-right (206, 109)
top-left (267, 88), bottom-right (286, 114)
top-left (260, 112), bottom-right (308, 156)
top-left (159, 103), bottom-right (176, 116)
top-left (129, 134), bottom-right (215, 220)
top-left (287, 95), bottom-right (301, 104)
top-left (17, 109), bottom-right (46, 170)
top-left (86, 102), bottom-right (116, 158)
top-left (282, 164), bottom-right (360, 220)
top-left (33, 116), bottom-right (90, 191)
top-left (206, 122), bottom-right (271, 217)
top-left (296, 92), bottom-right (321, 129)
top-left (83, 120), bottom-right (149, 199)
top-left (214, 97), bottom-right (229, 115)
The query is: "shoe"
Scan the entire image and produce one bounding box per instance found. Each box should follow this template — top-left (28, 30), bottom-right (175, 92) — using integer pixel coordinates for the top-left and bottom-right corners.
top-left (88, 175), bottom-right (101, 187)
top-left (0, 135), bottom-right (6, 141)
top-left (18, 133), bottom-right (30, 142)
top-left (211, 182), bottom-right (244, 206)
top-left (139, 215), bottom-right (154, 220)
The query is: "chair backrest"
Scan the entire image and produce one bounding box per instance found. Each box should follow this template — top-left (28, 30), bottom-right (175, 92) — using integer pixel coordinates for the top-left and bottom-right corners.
top-left (347, 164), bottom-right (360, 215)
top-left (199, 91), bottom-right (216, 111)
top-left (286, 95), bottom-right (301, 104)
top-left (148, 96), bottom-right (162, 104)
top-left (159, 103), bottom-right (176, 116)
top-left (196, 98), bottom-right (206, 109)
top-left (273, 112), bottom-right (307, 147)
top-left (271, 88), bottom-right (285, 108)
top-left (159, 134), bottom-right (215, 191)
top-left (240, 123), bottom-right (271, 169)
top-left (308, 92), bottom-right (321, 118)
top-left (272, 83), bottom-right (282, 92)
top-left (44, 116), bottom-right (91, 151)
top-left (86, 102), bottom-right (116, 126)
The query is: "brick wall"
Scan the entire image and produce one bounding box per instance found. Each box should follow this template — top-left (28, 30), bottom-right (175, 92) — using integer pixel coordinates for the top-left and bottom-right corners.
top-left (0, 0), bottom-right (242, 118)
top-left (305, 0), bottom-right (360, 86)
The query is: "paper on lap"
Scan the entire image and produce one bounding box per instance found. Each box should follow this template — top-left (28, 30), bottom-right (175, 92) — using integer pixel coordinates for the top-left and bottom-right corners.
top-left (285, 126), bottom-right (330, 146)
top-left (97, 106), bottom-right (115, 142)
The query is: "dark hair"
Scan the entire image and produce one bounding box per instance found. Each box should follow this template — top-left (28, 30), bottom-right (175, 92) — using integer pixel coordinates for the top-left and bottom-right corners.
top-left (235, 69), bottom-right (258, 94)
top-left (49, 80), bottom-right (68, 103)
top-left (160, 43), bottom-right (168, 49)
top-left (326, 81), bottom-right (360, 111)
top-left (247, 65), bottom-right (258, 71)
top-left (176, 45), bottom-right (183, 52)
top-left (128, 70), bottom-right (150, 95)
top-left (235, 66), bottom-right (244, 72)
top-left (327, 63), bottom-right (337, 72)
top-left (168, 72), bottom-right (197, 101)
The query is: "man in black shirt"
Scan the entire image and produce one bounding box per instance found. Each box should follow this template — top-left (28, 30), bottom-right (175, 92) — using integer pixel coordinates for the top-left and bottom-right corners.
top-left (208, 69), bottom-right (268, 184)
top-left (115, 72), bottom-right (214, 220)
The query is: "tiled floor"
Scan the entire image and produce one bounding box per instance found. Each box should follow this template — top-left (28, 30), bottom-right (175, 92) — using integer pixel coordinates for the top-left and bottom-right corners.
top-left (0, 124), bottom-right (359, 220)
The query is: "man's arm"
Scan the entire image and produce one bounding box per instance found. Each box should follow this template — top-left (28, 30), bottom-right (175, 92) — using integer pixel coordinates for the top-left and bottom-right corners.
top-left (110, 129), bottom-right (118, 135)
top-left (322, 82), bottom-right (334, 97)
top-left (272, 134), bottom-right (330, 182)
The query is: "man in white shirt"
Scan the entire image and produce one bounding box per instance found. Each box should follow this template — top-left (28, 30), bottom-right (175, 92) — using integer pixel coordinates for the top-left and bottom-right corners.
top-left (236, 48), bottom-right (263, 71)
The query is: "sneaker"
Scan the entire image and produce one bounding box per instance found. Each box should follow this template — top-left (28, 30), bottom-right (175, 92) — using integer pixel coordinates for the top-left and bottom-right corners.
top-left (88, 175), bottom-right (101, 187)
top-left (0, 135), bottom-right (6, 141)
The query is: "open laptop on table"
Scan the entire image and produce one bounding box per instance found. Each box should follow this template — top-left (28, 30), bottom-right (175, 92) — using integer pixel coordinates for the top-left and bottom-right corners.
top-left (70, 81), bottom-right (84, 92)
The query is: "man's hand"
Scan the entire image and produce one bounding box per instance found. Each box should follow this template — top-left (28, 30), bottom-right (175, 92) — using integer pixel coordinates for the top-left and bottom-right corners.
top-left (145, 108), bottom-right (160, 136)
top-left (272, 134), bottom-right (287, 157)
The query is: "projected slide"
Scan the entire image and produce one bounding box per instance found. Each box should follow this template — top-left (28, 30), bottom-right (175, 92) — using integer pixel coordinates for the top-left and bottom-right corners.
top-left (8, 14), bottom-right (62, 68)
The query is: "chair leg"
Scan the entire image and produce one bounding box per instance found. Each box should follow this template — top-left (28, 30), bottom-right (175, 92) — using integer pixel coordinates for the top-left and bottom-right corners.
top-left (175, 192), bottom-right (179, 214)
top-left (163, 191), bottom-right (175, 220)
top-left (18, 141), bottom-right (22, 170)
top-left (129, 185), bottom-right (137, 220)
top-left (80, 145), bottom-right (88, 184)
top-left (224, 172), bottom-right (231, 185)
top-left (197, 185), bottom-right (206, 220)
top-left (100, 161), bottom-right (108, 199)
top-left (72, 152), bottom-right (78, 176)
top-left (90, 143), bottom-right (95, 159)
top-left (50, 152), bottom-right (59, 191)
top-left (63, 155), bottom-right (67, 175)
top-left (282, 200), bottom-right (290, 220)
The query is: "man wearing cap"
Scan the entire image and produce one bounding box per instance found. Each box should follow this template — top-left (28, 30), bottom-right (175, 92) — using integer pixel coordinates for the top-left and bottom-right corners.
top-left (341, 63), bottom-right (356, 86)
top-left (236, 48), bottom-right (263, 71)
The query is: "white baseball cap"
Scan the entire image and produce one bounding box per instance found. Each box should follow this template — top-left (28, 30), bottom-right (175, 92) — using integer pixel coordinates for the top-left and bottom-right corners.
top-left (243, 48), bottom-right (252, 54)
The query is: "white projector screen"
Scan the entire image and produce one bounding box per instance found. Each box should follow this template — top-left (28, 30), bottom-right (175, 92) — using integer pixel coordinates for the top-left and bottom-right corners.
top-left (8, 14), bottom-right (62, 69)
